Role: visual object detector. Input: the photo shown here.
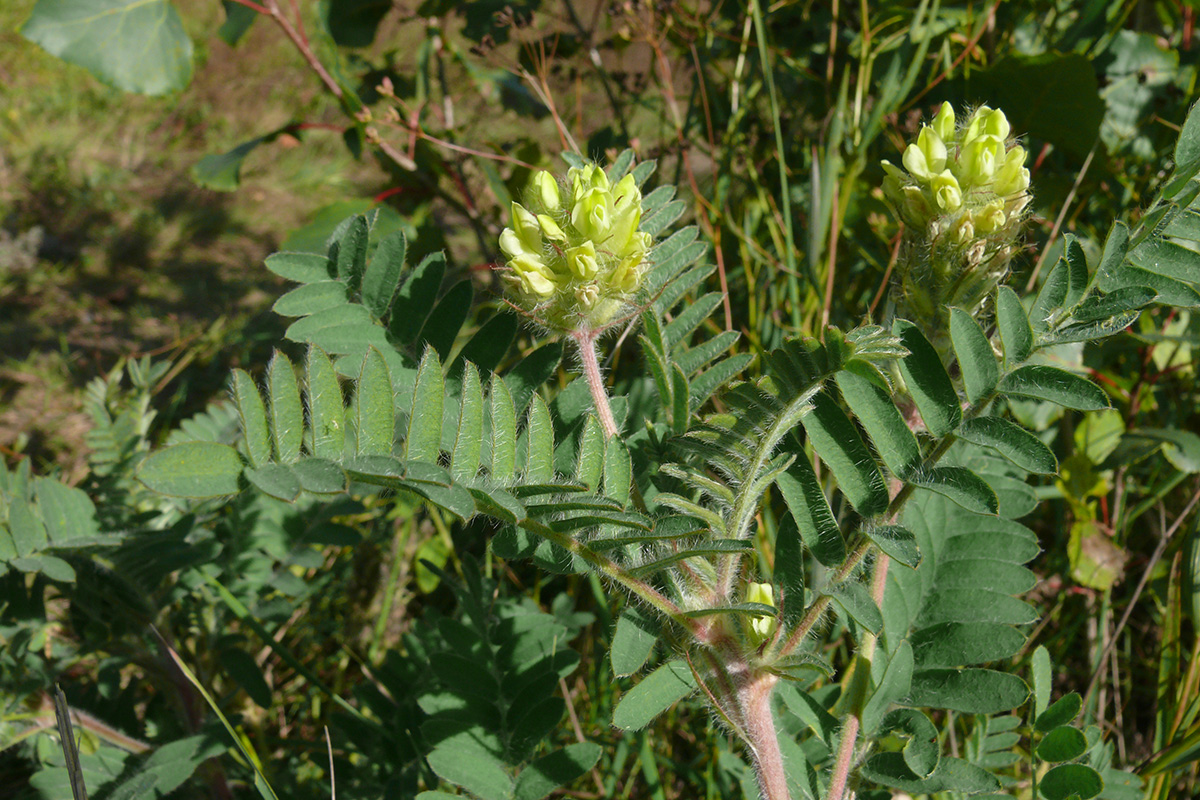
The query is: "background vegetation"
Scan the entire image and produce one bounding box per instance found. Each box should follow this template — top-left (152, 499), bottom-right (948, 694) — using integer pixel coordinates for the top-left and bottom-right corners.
top-left (2, 0), bottom-right (1199, 797)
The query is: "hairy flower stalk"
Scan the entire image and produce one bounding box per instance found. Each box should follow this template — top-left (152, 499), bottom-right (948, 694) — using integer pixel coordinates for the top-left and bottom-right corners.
top-left (882, 103), bottom-right (1031, 347)
top-left (497, 162), bottom-right (654, 438)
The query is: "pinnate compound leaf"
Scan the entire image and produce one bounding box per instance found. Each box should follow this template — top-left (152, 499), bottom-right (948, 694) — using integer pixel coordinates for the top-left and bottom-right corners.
top-left (1040, 764), bottom-right (1103, 800)
top-left (21, 0), bottom-right (194, 96)
top-left (906, 668), bottom-right (1029, 714)
top-left (613, 660), bottom-right (697, 730)
top-left (958, 417), bottom-right (1058, 474)
top-left (893, 320), bottom-right (961, 437)
top-left (996, 286), bottom-right (1034, 365)
top-left (611, 606), bottom-right (660, 677)
top-left (512, 742), bottom-right (603, 800)
top-left (999, 366), bottom-right (1109, 410)
top-left (1037, 726), bottom-right (1088, 763)
top-left (138, 443), bottom-right (243, 498)
top-left (949, 308), bottom-right (999, 403)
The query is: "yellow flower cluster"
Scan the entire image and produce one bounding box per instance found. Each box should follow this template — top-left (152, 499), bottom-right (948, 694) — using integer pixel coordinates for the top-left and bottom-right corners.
top-left (498, 164), bottom-right (653, 331)
top-left (883, 102), bottom-right (1030, 241)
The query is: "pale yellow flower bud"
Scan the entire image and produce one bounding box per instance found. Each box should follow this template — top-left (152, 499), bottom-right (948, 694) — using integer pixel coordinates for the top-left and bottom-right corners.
top-left (745, 582), bottom-right (777, 645)
top-left (508, 253), bottom-right (556, 298)
top-left (932, 170), bottom-right (962, 211)
top-left (531, 170), bottom-right (561, 213)
top-left (572, 186), bottom-right (612, 241)
top-left (975, 200), bottom-right (1006, 234)
top-left (537, 213), bottom-right (567, 242)
top-left (567, 241), bottom-right (600, 279)
top-left (933, 101), bottom-right (956, 141)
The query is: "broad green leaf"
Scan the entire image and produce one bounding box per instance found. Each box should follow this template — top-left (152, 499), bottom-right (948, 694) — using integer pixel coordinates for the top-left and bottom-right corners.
top-left (264, 252), bottom-right (332, 283)
top-left (835, 371), bottom-right (920, 479)
top-left (949, 308), bottom-right (999, 403)
top-left (612, 660), bottom-right (697, 730)
top-left (827, 581), bottom-right (883, 634)
top-left (33, 479), bottom-right (100, 544)
top-left (524, 394), bottom-right (555, 484)
top-left (1040, 764), bottom-right (1103, 800)
top-left (512, 742), bottom-right (603, 800)
top-left (21, 0), bottom-right (194, 96)
top-left (245, 464), bottom-right (301, 502)
top-left (273, 281), bottom-right (349, 318)
top-left (801, 391), bottom-right (888, 516)
top-left (894, 320), bottom-right (960, 437)
top-left (910, 622), bottom-right (1026, 667)
top-left (425, 731), bottom-right (513, 800)
top-left (776, 459), bottom-right (845, 567)
top-left (231, 369), bottom-right (271, 467)
top-left (322, 0), bottom-right (390, 48)
top-left (863, 640), bottom-right (914, 731)
top-left (306, 348), bottom-right (346, 460)
top-left (489, 376), bottom-right (517, 484)
top-left (575, 416), bottom-right (605, 490)
top-left (1099, 262), bottom-right (1200, 307)
top-left (7, 498), bottom-right (48, 556)
top-left (982, 472), bottom-right (1039, 520)
top-left (138, 442), bottom-right (243, 498)
top-left (957, 417), bottom-right (1058, 474)
top-left (936, 559), bottom-right (1034, 594)
top-left (406, 348), bottom-right (444, 463)
top-left (999, 366), bottom-right (1109, 410)
top-left (1037, 726), bottom-right (1088, 763)
top-left (1129, 237), bottom-right (1200, 285)
top-left (1036, 692), bottom-right (1082, 732)
top-left (268, 353), bottom-right (303, 462)
top-left (906, 668), bottom-right (1029, 714)
top-left (390, 252), bottom-right (445, 343)
top-left (354, 348), bottom-right (394, 456)
top-left (611, 606), bottom-right (659, 677)
top-left (452, 366), bottom-right (484, 482)
top-left (867, 525), bottom-right (920, 569)
top-left (910, 467), bottom-right (998, 515)
top-left (996, 286), bottom-right (1033, 365)
top-left (919, 588), bottom-right (1037, 626)
top-left (1031, 257), bottom-right (1070, 331)
top-left (420, 279), bottom-right (473, 360)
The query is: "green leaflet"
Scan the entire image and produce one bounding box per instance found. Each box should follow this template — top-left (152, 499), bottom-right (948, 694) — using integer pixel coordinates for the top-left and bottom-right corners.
top-left (801, 391), bottom-right (888, 516)
top-left (268, 353), bottom-right (303, 463)
top-left (524, 394), bottom-right (555, 484)
top-left (390, 251), bottom-right (446, 344)
top-left (334, 215), bottom-right (368, 292)
top-left (273, 281), bottom-right (349, 318)
top-left (231, 369), bottom-right (270, 467)
top-left (306, 348), bottom-right (346, 460)
top-left (827, 581), bottom-right (883, 634)
top-left (454, 313), bottom-right (517, 375)
top-left (1037, 727), bottom-right (1088, 763)
top-left (421, 279), bottom-right (473, 359)
top-left (574, 416), bottom-right (606, 490)
top-left (1036, 692), bottom-right (1083, 732)
top-left (406, 348), bottom-right (444, 463)
top-left (957, 417), bottom-right (1058, 474)
top-left (137, 442), bottom-right (243, 498)
top-left (773, 517), bottom-right (806, 627)
top-left (353, 348), bottom-right (395, 457)
top-left (863, 640), bottom-right (913, 732)
top-left (775, 459), bottom-right (845, 567)
top-left (999, 365), bottom-right (1109, 410)
top-left (996, 286), bottom-right (1033, 365)
top-left (361, 229), bottom-right (405, 319)
top-left (452, 366), bottom-right (484, 482)
top-left (910, 622), bottom-right (1026, 668)
top-left (1040, 764), bottom-right (1103, 800)
top-left (1061, 234), bottom-right (1090, 309)
top-left (867, 525), bottom-right (920, 569)
top-left (245, 463), bottom-right (301, 502)
top-left (909, 466), bottom-right (998, 515)
top-left (611, 606), bottom-right (659, 677)
top-left (949, 308), bottom-right (999, 404)
top-left (906, 668), bottom-right (1029, 714)
top-left (264, 251), bottom-right (332, 283)
top-left (511, 743), bottom-right (603, 800)
top-left (835, 370), bottom-right (921, 479)
top-left (859, 755), bottom-right (999, 795)
top-left (489, 376), bottom-right (517, 484)
top-left (612, 660), bottom-right (697, 731)
top-left (893, 320), bottom-right (961, 437)
top-left (1030, 256), bottom-right (1070, 331)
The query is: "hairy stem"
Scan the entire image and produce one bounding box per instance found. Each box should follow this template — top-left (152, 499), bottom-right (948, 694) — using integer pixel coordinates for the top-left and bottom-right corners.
top-left (739, 670), bottom-right (790, 800)
top-left (573, 330), bottom-right (620, 439)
